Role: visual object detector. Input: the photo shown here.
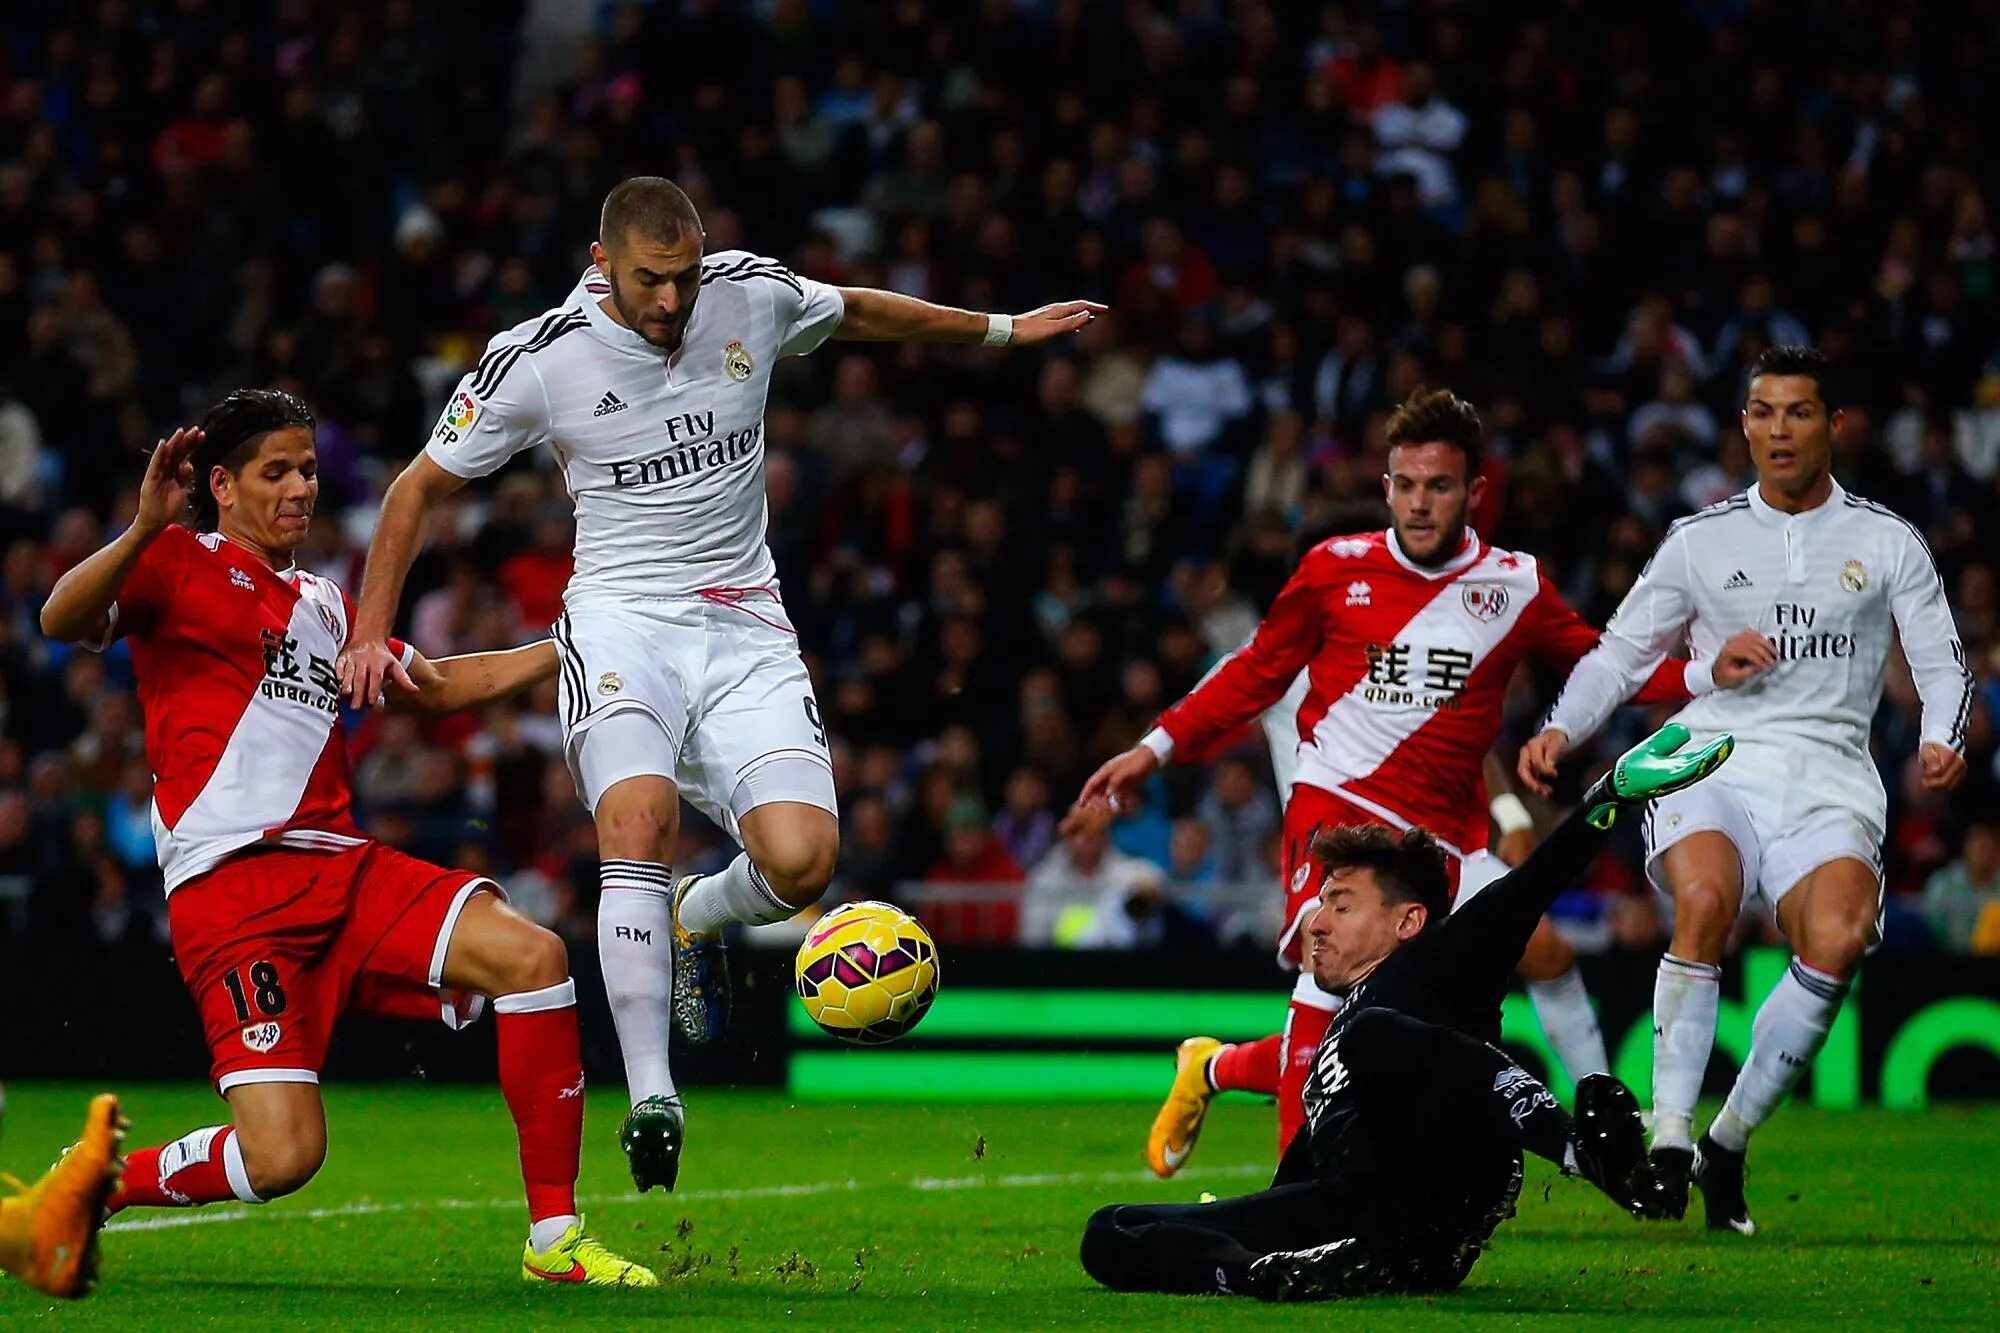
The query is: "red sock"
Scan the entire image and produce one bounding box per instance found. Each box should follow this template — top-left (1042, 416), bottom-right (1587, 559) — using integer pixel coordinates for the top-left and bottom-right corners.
top-left (494, 980), bottom-right (585, 1225)
top-left (1210, 1034), bottom-right (1282, 1095)
top-left (111, 1125), bottom-right (252, 1213)
top-left (1277, 999), bottom-right (1337, 1159)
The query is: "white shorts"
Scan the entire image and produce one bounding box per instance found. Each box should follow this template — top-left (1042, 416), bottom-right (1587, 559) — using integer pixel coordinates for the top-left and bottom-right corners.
top-left (552, 590), bottom-right (836, 838)
top-left (1640, 744), bottom-right (1883, 911)
top-left (1449, 849), bottom-right (1507, 913)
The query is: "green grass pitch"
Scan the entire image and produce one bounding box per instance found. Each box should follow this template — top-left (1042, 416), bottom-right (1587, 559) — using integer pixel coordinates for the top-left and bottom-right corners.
top-left (1, 1083), bottom-right (1995, 1328)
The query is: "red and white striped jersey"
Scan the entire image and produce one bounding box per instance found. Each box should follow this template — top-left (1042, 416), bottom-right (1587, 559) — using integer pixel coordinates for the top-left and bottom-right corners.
top-left (1151, 529), bottom-right (1698, 857)
top-left (95, 525), bottom-right (410, 892)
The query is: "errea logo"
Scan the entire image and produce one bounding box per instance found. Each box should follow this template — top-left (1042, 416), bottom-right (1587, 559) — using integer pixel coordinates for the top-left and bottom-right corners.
top-left (1326, 538), bottom-right (1372, 559)
top-left (1345, 581), bottom-right (1372, 606)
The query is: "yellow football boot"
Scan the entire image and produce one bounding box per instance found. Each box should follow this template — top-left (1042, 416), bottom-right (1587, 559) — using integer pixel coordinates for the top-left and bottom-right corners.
top-left (1146, 1037), bottom-right (1222, 1178)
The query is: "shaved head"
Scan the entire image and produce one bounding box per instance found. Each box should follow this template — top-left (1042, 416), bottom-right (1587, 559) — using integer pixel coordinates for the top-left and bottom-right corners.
top-left (600, 176), bottom-right (704, 251)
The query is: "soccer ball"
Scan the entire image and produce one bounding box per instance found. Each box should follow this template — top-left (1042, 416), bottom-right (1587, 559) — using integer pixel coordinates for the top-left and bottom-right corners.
top-left (794, 901), bottom-right (940, 1045)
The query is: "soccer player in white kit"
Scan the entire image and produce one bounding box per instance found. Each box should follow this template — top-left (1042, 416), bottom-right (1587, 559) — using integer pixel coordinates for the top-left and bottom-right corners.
top-left (338, 177), bottom-right (1103, 1192)
top-left (1518, 346), bottom-right (1973, 1234)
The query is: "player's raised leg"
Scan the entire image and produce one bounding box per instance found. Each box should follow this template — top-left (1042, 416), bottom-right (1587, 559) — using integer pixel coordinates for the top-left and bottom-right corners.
top-left (1146, 1032), bottom-right (1282, 1179)
top-left (113, 1080), bottom-right (323, 1217)
top-left (1695, 856), bottom-right (1875, 1236)
top-left (671, 644), bottom-right (841, 1047)
top-left (439, 891), bottom-right (657, 1285)
top-left (673, 799), bottom-right (837, 1043)
top-left (1647, 830), bottom-right (1742, 1213)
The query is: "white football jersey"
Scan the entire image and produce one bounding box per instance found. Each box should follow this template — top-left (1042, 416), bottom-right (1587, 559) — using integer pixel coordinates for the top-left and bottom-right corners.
top-left (1544, 481), bottom-right (1972, 775)
top-left (424, 252), bottom-right (845, 605)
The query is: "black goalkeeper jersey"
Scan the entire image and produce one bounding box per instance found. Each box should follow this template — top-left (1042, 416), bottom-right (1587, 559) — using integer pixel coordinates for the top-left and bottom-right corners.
top-left (1285, 810), bottom-right (1607, 1186)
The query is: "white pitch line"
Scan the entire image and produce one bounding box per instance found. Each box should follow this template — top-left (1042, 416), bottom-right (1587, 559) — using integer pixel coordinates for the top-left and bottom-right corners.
top-left (104, 1162), bottom-right (1267, 1236)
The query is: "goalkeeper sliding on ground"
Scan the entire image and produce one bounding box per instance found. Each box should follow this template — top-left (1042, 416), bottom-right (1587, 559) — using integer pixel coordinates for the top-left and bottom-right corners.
top-left (0, 1091), bottom-right (126, 1299)
top-left (1080, 724), bottom-right (1731, 1302)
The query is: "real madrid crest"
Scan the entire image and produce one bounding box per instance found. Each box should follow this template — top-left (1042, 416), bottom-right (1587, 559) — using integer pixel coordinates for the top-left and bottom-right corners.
top-left (724, 340), bottom-right (753, 382)
top-left (598, 671), bottom-right (623, 695)
top-left (1839, 560), bottom-right (1867, 592)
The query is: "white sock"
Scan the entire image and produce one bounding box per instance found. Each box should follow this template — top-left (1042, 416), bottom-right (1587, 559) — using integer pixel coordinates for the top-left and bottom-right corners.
top-left (597, 863), bottom-right (676, 1105)
top-left (1651, 954), bottom-right (1721, 1150)
top-left (1711, 957), bottom-right (1848, 1152)
top-left (678, 852), bottom-right (797, 936)
top-left (1526, 966), bottom-right (1610, 1080)
top-left (529, 1213), bottom-right (581, 1254)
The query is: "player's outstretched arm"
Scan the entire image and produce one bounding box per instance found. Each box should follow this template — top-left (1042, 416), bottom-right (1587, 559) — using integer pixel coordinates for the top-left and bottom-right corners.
top-left (339, 454), bottom-right (468, 708)
top-left (1521, 527), bottom-right (1701, 795)
top-left (833, 287), bottom-right (1105, 346)
top-left (386, 641), bottom-right (558, 715)
top-left (1066, 560), bottom-right (1327, 828)
top-left (1458, 726), bottom-right (1734, 992)
top-left (40, 427), bottom-right (200, 644)
top-left (1886, 524), bottom-right (1975, 792)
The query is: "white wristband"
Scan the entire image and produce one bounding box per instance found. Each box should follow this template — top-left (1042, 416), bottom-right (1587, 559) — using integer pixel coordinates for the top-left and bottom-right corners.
top-left (982, 313), bottom-right (1014, 347)
top-left (1683, 657), bottom-right (1717, 695)
top-left (1139, 727), bottom-right (1175, 764)
top-left (1489, 793), bottom-right (1534, 836)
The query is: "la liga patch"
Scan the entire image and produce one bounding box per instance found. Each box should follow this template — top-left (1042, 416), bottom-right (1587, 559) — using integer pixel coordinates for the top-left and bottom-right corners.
top-left (445, 391), bottom-right (479, 432)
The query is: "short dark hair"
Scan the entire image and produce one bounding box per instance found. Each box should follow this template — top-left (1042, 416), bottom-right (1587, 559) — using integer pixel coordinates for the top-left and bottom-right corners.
top-left (1748, 345), bottom-right (1839, 409)
top-left (1307, 822), bottom-right (1451, 924)
top-left (188, 388), bottom-right (315, 530)
top-left (599, 176), bottom-right (703, 249)
top-left (1385, 387), bottom-right (1483, 477)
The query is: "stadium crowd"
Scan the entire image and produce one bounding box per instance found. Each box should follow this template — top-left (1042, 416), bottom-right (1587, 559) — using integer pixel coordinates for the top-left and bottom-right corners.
top-left (0, 0), bottom-right (1995, 961)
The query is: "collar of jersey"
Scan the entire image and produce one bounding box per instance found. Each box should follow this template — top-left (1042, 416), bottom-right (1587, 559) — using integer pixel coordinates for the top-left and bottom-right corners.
top-left (1384, 526), bottom-right (1482, 579)
top-left (582, 292), bottom-right (673, 358)
top-left (1744, 477), bottom-right (1845, 526)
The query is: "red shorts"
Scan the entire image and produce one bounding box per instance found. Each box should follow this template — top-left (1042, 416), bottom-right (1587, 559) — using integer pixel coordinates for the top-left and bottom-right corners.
top-left (167, 841), bottom-right (492, 1093)
top-left (1276, 785), bottom-right (1480, 966)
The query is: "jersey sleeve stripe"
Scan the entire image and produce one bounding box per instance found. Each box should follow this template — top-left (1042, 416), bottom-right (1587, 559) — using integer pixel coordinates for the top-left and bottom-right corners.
top-left (700, 257), bottom-right (805, 298)
top-left (469, 307), bottom-right (569, 387)
top-left (702, 261), bottom-right (805, 298)
top-left (470, 310), bottom-right (586, 398)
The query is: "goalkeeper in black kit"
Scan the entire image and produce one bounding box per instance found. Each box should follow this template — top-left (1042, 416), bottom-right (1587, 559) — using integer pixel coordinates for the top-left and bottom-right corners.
top-left (1080, 723), bottom-right (1733, 1302)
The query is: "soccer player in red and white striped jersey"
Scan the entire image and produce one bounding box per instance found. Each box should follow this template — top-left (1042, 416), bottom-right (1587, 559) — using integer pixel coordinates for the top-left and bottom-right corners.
top-left (39, 390), bottom-right (655, 1286)
top-left (1074, 389), bottom-right (1749, 1173)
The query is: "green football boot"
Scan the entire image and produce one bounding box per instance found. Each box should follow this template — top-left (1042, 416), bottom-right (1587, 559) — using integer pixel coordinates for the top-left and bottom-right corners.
top-left (1581, 723), bottom-right (1734, 829)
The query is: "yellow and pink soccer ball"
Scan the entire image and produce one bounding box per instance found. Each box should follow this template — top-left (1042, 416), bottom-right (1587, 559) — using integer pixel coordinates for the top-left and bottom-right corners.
top-left (793, 901), bottom-right (940, 1045)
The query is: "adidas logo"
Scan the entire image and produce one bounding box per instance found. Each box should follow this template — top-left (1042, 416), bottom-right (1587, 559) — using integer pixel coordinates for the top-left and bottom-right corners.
top-left (1723, 570), bottom-right (1753, 590)
top-left (592, 391), bottom-right (628, 417)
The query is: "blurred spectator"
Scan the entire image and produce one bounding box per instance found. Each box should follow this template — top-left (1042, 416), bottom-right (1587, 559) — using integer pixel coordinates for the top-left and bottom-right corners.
top-left (1197, 756), bottom-right (1281, 884)
top-left (993, 767), bottom-right (1057, 875)
top-left (1924, 820), bottom-right (2000, 952)
top-left (926, 796), bottom-right (1024, 886)
top-left (1023, 819), bottom-right (1168, 948)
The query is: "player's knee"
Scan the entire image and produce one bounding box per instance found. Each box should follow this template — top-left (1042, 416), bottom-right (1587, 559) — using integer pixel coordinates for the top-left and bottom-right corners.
top-left (753, 831), bottom-right (838, 907)
top-left (239, 1129), bottom-right (324, 1200)
top-left (499, 924), bottom-right (569, 994)
top-left (595, 791), bottom-right (678, 860)
top-left (1801, 915), bottom-right (1873, 976)
top-left (1672, 880), bottom-right (1737, 954)
top-left (1078, 1206), bottom-right (1133, 1287)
